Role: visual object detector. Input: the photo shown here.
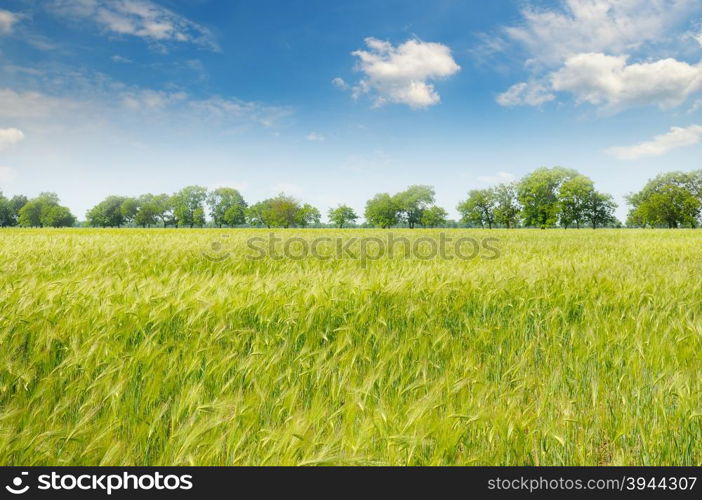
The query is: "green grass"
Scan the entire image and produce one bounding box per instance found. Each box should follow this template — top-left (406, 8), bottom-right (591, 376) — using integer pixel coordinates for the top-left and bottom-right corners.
top-left (0, 228), bottom-right (700, 465)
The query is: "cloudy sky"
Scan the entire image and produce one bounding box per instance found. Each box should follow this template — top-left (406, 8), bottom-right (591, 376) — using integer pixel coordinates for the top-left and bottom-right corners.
top-left (1, 0), bottom-right (702, 221)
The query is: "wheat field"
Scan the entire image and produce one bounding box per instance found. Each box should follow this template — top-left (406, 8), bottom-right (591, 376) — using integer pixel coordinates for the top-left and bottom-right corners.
top-left (0, 228), bottom-right (700, 465)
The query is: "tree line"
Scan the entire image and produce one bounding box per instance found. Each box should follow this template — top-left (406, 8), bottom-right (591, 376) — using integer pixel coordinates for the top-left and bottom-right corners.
top-left (2, 167), bottom-right (702, 229)
top-left (0, 192), bottom-right (76, 228)
top-left (457, 167), bottom-right (618, 230)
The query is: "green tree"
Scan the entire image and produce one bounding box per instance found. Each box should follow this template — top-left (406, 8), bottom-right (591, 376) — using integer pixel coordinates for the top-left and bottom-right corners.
top-left (364, 193), bottom-right (399, 228)
top-left (686, 169), bottom-right (702, 199)
top-left (246, 200), bottom-right (274, 228)
top-left (394, 185), bottom-right (435, 229)
top-left (120, 197), bottom-right (140, 226)
top-left (268, 193), bottom-right (301, 228)
top-left (493, 183), bottom-right (520, 228)
top-left (457, 189), bottom-right (496, 228)
top-left (86, 196), bottom-right (128, 227)
top-left (585, 191), bottom-right (618, 229)
top-left (135, 193), bottom-right (172, 227)
top-left (0, 192), bottom-right (13, 227)
top-left (245, 194), bottom-right (313, 228)
top-left (172, 186), bottom-right (208, 227)
top-left (160, 195), bottom-right (177, 227)
top-left (558, 175), bottom-right (594, 229)
top-left (420, 205), bottom-right (448, 227)
top-left (328, 205), bottom-right (358, 228)
top-left (40, 205), bottom-right (76, 228)
top-left (18, 201), bottom-right (43, 227)
top-left (133, 194), bottom-right (157, 227)
top-left (18, 193), bottom-right (74, 228)
top-left (518, 167), bottom-right (578, 228)
top-left (296, 203), bottom-right (321, 227)
top-left (6, 194), bottom-right (28, 226)
top-left (193, 207), bottom-right (206, 227)
top-left (207, 187), bottom-right (247, 227)
top-left (627, 172), bottom-right (701, 228)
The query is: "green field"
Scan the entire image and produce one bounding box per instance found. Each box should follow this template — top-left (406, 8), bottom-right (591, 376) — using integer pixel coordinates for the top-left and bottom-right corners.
top-left (0, 228), bottom-right (700, 465)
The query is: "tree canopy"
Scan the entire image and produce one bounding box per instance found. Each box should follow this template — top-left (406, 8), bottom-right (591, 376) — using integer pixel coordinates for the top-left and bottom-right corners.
top-left (558, 175), bottom-right (594, 229)
top-left (328, 205), bottom-right (358, 228)
top-left (0, 192), bottom-right (28, 227)
top-left (457, 189), bottom-right (497, 228)
top-left (493, 183), bottom-right (520, 229)
top-left (86, 195), bottom-right (129, 227)
top-left (208, 188), bottom-right (247, 228)
top-left (394, 185), bottom-right (435, 229)
top-left (456, 168), bottom-right (619, 229)
top-left (420, 205), bottom-right (448, 228)
top-left (172, 186), bottom-right (208, 228)
top-left (245, 194), bottom-right (321, 228)
top-left (518, 167), bottom-right (578, 228)
top-left (627, 171), bottom-right (701, 228)
top-left (17, 193), bottom-right (75, 228)
top-left (364, 193), bottom-right (398, 229)
top-left (364, 186), bottom-right (445, 228)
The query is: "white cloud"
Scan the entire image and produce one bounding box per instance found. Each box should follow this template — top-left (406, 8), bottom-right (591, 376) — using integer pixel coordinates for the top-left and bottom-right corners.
top-left (504, 0), bottom-right (697, 65)
top-left (0, 128), bottom-right (25, 150)
top-left (306, 132), bottom-right (324, 142)
top-left (551, 53), bottom-right (702, 109)
top-left (111, 55), bottom-right (133, 63)
top-left (6, 64), bottom-right (289, 128)
top-left (606, 124), bottom-right (702, 159)
top-left (3, 65), bottom-right (45, 76)
top-left (0, 166), bottom-right (17, 182)
top-left (0, 89), bottom-right (83, 119)
top-left (121, 89), bottom-right (187, 110)
top-left (497, 52), bottom-right (702, 111)
top-left (187, 96), bottom-right (291, 128)
top-left (494, 1), bottom-right (702, 112)
top-left (689, 23), bottom-right (702, 47)
top-left (496, 81), bottom-right (555, 106)
top-left (51, 0), bottom-right (217, 50)
top-left (331, 77), bottom-right (349, 90)
top-left (346, 37), bottom-right (460, 109)
top-left (477, 171), bottom-right (516, 184)
top-left (0, 9), bottom-right (20, 35)
top-left (0, 77), bottom-right (290, 132)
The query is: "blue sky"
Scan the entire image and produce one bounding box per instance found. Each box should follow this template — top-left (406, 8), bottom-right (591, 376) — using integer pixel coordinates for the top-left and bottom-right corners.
top-left (1, 0), bottom-right (702, 221)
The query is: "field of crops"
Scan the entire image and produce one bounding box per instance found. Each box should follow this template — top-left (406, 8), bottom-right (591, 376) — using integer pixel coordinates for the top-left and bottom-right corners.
top-left (0, 228), bottom-right (700, 465)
